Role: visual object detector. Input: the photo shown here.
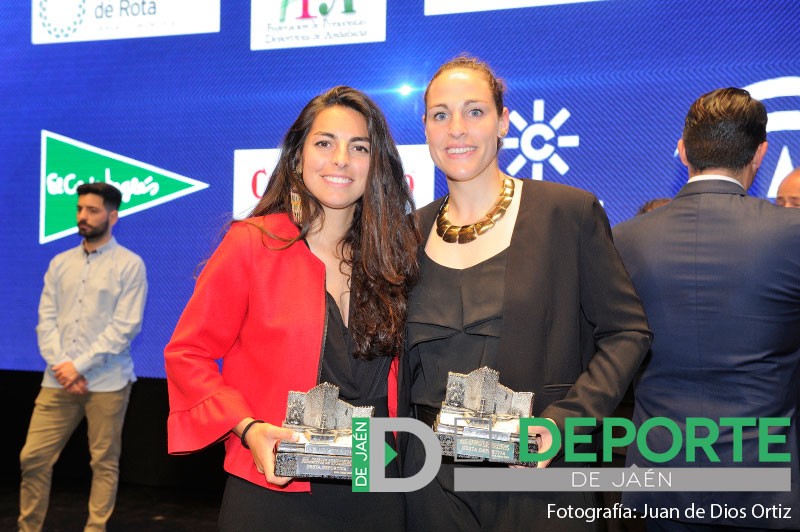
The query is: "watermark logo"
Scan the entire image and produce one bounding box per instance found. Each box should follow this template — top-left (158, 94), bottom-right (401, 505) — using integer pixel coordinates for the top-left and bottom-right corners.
top-left (352, 417), bottom-right (441, 493)
top-left (504, 99), bottom-right (580, 180)
top-left (424, 0), bottom-right (603, 16)
top-left (251, 0), bottom-right (386, 50)
top-left (353, 416), bottom-right (791, 493)
top-left (32, 0), bottom-right (220, 44)
top-left (40, 130), bottom-right (209, 244)
top-left (232, 145), bottom-right (434, 219)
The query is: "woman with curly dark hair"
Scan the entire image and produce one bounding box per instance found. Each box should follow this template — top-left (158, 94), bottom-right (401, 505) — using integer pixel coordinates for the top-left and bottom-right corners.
top-left (165, 86), bottom-right (419, 530)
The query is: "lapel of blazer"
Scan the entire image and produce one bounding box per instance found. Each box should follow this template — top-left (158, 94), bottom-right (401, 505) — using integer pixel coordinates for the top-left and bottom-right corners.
top-left (398, 197), bottom-right (446, 419)
top-left (496, 181), bottom-right (545, 395)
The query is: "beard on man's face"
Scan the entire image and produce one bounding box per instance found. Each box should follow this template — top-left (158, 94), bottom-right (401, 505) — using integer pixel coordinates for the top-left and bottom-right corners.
top-left (77, 219), bottom-right (109, 241)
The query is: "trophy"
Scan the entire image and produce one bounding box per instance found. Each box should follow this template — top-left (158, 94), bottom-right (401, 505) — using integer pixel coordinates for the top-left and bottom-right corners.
top-left (433, 367), bottom-right (537, 465)
top-left (274, 382), bottom-right (373, 479)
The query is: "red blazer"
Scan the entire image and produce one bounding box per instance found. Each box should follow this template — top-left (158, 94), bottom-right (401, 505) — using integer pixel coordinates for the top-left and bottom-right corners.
top-left (165, 214), bottom-right (326, 492)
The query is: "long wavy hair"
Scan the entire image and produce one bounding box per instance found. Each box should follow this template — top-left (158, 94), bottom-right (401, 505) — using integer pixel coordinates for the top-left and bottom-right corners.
top-left (250, 86), bottom-right (420, 360)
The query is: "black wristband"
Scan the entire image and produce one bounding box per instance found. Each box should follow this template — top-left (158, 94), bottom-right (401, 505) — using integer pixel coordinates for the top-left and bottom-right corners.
top-left (240, 419), bottom-right (264, 450)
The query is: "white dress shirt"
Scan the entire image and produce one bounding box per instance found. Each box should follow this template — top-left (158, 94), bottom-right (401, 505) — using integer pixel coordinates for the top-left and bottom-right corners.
top-left (36, 237), bottom-right (147, 391)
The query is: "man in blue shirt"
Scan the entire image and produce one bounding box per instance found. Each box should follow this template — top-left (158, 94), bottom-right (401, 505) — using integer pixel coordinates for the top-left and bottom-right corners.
top-left (19, 182), bottom-right (148, 532)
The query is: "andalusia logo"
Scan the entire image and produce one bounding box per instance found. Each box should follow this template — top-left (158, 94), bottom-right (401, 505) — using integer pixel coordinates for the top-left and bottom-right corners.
top-left (40, 130), bottom-right (209, 244)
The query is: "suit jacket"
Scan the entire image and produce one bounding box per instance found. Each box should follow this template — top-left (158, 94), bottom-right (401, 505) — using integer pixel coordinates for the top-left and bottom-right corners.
top-left (614, 180), bottom-right (800, 528)
top-left (400, 180), bottom-right (652, 459)
top-left (165, 215), bottom-right (325, 492)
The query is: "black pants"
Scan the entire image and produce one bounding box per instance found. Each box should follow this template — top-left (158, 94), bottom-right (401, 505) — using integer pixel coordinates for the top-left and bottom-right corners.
top-left (402, 434), bottom-right (602, 532)
top-left (218, 474), bottom-right (405, 532)
top-left (646, 519), bottom-right (777, 532)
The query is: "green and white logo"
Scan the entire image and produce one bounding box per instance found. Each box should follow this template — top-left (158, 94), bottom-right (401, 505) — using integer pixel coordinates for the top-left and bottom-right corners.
top-left (40, 130), bottom-right (209, 244)
top-left (32, 0), bottom-right (221, 45)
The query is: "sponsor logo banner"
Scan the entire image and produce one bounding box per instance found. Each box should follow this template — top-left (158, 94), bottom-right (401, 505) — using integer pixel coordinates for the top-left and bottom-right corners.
top-left (398, 144), bottom-right (436, 208)
top-left (32, 0), bottom-right (220, 44)
top-left (232, 148), bottom-right (282, 219)
top-left (424, 0), bottom-right (602, 16)
top-left (40, 130), bottom-right (209, 244)
top-left (251, 0), bottom-right (386, 51)
top-left (232, 144), bottom-right (434, 219)
top-left (504, 98), bottom-right (580, 181)
top-left (743, 76), bottom-right (800, 198)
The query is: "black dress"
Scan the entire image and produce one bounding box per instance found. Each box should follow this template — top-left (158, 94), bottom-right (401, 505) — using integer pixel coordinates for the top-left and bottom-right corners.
top-left (403, 250), bottom-right (598, 532)
top-left (218, 292), bottom-right (405, 532)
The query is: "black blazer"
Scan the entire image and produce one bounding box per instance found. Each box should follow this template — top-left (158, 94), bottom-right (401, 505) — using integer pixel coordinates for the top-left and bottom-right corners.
top-left (400, 180), bottom-right (651, 454)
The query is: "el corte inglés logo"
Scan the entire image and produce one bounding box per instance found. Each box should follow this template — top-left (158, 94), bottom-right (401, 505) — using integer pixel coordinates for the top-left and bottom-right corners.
top-left (40, 130), bottom-right (208, 244)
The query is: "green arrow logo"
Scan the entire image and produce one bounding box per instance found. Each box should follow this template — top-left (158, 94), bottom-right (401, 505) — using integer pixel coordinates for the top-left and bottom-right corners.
top-left (384, 441), bottom-right (398, 467)
top-left (39, 130), bottom-right (209, 244)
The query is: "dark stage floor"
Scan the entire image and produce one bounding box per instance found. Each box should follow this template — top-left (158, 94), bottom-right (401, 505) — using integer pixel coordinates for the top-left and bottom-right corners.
top-left (0, 477), bottom-right (222, 531)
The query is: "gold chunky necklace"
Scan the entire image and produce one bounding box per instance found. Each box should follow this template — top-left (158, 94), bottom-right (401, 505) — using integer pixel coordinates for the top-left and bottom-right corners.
top-left (436, 177), bottom-right (515, 244)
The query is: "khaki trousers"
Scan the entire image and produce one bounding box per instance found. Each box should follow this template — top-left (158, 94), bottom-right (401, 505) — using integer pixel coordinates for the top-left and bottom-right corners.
top-left (18, 383), bottom-right (132, 532)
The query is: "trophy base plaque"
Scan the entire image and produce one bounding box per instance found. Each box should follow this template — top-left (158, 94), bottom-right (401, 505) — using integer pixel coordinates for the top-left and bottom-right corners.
top-left (273, 382), bottom-right (373, 480)
top-left (275, 441), bottom-right (353, 479)
top-left (436, 432), bottom-right (538, 466)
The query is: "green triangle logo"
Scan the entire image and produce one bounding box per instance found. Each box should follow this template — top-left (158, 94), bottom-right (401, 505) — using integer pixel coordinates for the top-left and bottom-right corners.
top-left (39, 130), bottom-right (209, 244)
top-left (384, 442), bottom-right (398, 467)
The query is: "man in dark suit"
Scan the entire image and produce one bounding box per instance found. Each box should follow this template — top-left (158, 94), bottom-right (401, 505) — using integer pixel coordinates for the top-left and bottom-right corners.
top-left (614, 87), bottom-right (800, 531)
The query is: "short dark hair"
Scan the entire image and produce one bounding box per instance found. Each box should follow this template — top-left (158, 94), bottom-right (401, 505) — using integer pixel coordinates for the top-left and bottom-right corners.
top-left (682, 88), bottom-right (767, 173)
top-left (76, 182), bottom-right (122, 211)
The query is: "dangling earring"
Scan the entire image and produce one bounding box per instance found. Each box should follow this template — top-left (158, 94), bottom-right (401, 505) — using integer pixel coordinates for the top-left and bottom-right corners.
top-left (290, 187), bottom-right (302, 223)
top-left (291, 166), bottom-right (303, 223)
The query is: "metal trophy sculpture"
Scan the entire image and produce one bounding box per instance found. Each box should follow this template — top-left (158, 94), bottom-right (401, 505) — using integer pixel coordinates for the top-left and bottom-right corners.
top-left (434, 367), bottom-right (537, 465)
top-left (274, 382), bottom-right (373, 479)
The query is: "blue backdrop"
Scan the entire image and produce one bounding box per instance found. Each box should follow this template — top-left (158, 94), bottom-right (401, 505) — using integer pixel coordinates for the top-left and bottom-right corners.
top-left (2, 1), bottom-right (799, 377)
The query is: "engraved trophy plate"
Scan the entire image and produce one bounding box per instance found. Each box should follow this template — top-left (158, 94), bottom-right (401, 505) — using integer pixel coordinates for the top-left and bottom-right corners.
top-left (275, 382), bottom-right (373, 479)
top-left (433, 367), bottom-right (537, 466)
